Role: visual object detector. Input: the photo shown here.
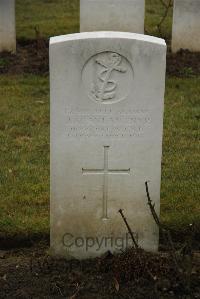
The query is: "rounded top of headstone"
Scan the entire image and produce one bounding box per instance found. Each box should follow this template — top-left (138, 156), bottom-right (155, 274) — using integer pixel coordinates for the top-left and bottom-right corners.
top-left (50, 32), bottom-right (166, 47)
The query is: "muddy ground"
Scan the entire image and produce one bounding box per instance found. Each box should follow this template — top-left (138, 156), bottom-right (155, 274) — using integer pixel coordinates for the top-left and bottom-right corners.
top-left (0, 39), bottom-right (200, 77)
top-left (0, 242), bottom-right (199, 299)
top-left (0, 222), bottom-right (199, 298)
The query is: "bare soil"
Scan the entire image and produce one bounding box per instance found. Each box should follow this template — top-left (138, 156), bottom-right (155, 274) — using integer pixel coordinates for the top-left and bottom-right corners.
top-left (0, 39), bottom-right (200, 77)
top-left (0, 244), bottom-right (199, 299)
top-left (0, 39), bottom-right (49, 76)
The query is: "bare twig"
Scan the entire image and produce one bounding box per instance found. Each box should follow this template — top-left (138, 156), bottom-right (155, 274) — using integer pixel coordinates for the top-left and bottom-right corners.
top-left (69, 283), bottom-right (80, 299)
top-left (145, 181), bottom-right (180, 271)
top-left (160, 0), bottom-right (173, 9)
top-left (54, 282), bottom-right (64, 297)
top-left (145, 181), bottom-right (161, 227)
top-left (118, 209), bottom-right (139, 249)
top-left (157, 0), bottom-right (173, 36)
top-left (34, 26), bottom-right (48, 55)
top-left (118, 208), bottom-right (158, 281)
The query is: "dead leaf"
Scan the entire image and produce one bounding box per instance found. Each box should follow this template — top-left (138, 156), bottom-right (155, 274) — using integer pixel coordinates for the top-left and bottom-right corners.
top-left (114, 277), bottom-right (120, 292)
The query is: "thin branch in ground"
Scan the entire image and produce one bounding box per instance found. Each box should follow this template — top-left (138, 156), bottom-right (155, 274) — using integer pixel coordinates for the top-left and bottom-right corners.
top-left (54, 282), bottom-right (64, 297)
top-left (145, 181), bottom-right (161, 227)
top-left (34, 26), bottom-right (48, 56)
top-left (160, 0), bottom-right (173, 9)
top-left (145, 181), bottom-right (180, 271)
top-left (69, 283), bottom-right (80, 299)
top-left (157, 0), bottom-right (173, 36)
top-left (118, 208), bottom-right (156, 281)
top-left (118, 209), bottom-right (139, 249)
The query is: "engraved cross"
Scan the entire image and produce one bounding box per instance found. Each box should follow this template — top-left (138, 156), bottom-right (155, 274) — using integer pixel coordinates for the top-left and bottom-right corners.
top-left (82, 146), bottom-right (130, 220)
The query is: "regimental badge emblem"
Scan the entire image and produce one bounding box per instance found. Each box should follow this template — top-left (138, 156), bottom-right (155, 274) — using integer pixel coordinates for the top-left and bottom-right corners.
top-left (82, 52), bottom-right (134, 104)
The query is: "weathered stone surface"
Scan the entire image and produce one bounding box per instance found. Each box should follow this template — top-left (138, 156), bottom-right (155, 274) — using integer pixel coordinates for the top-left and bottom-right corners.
top-left (80, 0), bottom-right (145, 33)
top-left (172, 0), bottom-right (200, 52)
top-left (50, 32), bottom-right (166, 259)
top-left (0, 0), bottom-right (16, 53)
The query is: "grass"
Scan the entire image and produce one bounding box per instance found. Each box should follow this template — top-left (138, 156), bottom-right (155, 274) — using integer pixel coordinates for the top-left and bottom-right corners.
top-left (16, 0), bottom-right (173, 41)
top-left (161, 78), bottom-right (200, 230)
top-left (16, 0), bottom-right (79, 40)
top-left (0, 74), bottom-right (199, 237)
top-left (0, 75), bottom-right (49, 236)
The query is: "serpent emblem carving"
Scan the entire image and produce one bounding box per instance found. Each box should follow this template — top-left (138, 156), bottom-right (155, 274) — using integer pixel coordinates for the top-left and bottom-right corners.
top-left (91, 53), bottom-right (127, 102)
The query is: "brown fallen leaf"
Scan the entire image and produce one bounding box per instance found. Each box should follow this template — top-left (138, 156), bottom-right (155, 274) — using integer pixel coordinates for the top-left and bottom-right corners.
top-left (114, 277), bottom-right (120, 292)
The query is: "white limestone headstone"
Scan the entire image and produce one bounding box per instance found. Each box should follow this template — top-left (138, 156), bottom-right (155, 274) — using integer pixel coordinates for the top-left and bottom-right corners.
top-left (172, 0), bottom-right (200, 53)
top-left (80, 0), bottom-right (145, 33)
top-left (0, 0), bottom-right (16, 53)
top-left (50, 32), bottom-right (166, 259)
